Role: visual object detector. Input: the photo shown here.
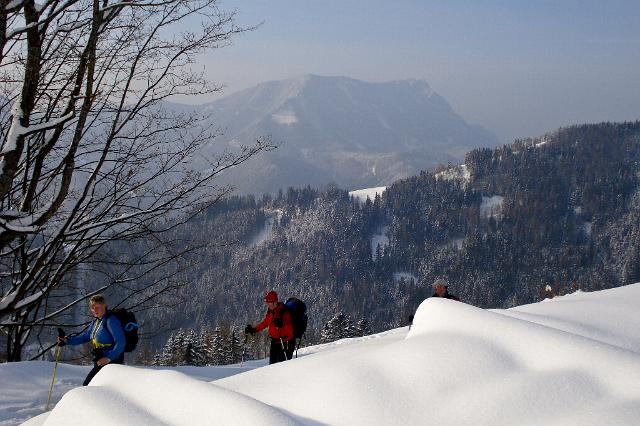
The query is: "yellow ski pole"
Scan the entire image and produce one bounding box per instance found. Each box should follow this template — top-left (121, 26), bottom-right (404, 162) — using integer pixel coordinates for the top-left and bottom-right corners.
top-left (45, 345), bottom-right (61, 411)
top-left (46, 328), bottom-right (66, 411)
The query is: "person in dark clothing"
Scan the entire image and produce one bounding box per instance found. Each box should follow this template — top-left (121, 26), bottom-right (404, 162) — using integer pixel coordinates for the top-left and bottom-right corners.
top-left (245, 290), bottom-right (295, 364)
top-left (57, 294), bottom-right (126, 386)
top-left (432, 279), bottom-right (460, 301)
top-left (409, 279), bottom-right (461, 327)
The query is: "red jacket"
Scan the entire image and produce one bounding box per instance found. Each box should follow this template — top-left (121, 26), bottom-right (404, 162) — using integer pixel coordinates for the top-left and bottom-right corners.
top-left (255, 302), bottom-right (294, 341)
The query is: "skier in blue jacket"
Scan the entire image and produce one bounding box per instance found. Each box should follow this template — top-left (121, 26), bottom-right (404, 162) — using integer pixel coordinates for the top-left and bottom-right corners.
top-left (58, 294), bottom-right (126, 386)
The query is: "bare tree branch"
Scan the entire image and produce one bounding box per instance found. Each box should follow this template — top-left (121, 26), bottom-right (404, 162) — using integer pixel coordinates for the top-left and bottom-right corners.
top-left (0, 0), bottom-right (268, 360)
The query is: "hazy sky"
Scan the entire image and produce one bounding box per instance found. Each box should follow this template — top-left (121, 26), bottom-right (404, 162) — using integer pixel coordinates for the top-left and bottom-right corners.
top-left (197, 0), bottom-right (640, 142)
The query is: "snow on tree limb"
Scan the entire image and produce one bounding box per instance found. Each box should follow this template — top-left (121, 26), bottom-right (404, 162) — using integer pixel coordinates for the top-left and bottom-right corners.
top-left (0, 0), bottom-right (266, 360)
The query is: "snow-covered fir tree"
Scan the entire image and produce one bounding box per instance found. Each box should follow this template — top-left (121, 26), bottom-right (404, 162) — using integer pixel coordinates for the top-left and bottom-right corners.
top-left (355, 319), bottom-right (372, 337)
top-left (228, 327), bottom-right (242, 364)
top-left (183, 329), bottom-right (206, 366)
top-left (321, 312), bottom-right (356, 343)
top-left (156, 329), bottom-right (187, 366)
top-left (211, 326), bottom-right (226, 365)
top-left (200, 329), bottom-right (215, 366)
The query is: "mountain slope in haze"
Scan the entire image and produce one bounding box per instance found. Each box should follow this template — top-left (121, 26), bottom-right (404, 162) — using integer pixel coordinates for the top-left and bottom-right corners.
top-left (187, 75), bottom-right (498, 194)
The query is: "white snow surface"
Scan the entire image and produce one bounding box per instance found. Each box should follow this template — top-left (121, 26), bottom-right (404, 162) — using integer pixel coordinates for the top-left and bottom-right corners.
top-left (480, 195), bottom-right (504, 219)
top-left (349, 186), bottom-right (386, 203)
top-left (4, 283), bottom-right (640, 426)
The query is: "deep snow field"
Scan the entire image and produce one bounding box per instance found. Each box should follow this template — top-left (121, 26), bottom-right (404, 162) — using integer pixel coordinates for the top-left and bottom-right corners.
top-left (2, 283), bottom-right (640, 425)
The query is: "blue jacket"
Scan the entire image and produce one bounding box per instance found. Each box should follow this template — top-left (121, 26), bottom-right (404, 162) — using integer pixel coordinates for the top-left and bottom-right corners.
top-left (67, 311), bottom-right (126, 361)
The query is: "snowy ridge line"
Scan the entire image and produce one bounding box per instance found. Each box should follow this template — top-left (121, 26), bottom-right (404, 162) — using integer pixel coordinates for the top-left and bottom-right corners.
top-left (500, 286), bottom-right (640, 354)
top-left (495, 305), bottom-right (640, 356)
top-left (497, 308), bottom-right (613, 343)
top-left (409, 298), bottom-right (640, 398)
top-left (47, 385), bottom-right (168, 425)
top-left (349, 186), bottom-right (386, 204)
top-left (37, 365), bottom-right (300, 425)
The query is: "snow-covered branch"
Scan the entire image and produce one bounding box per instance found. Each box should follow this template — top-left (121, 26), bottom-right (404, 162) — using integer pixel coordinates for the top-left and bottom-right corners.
top-left (0, 0), bottom-right (263, 361)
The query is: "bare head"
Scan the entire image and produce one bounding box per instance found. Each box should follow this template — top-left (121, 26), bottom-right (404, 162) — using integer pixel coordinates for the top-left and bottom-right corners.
top-left (433, 279), bottom-right (448, 297)
top-left (89, 294), bottom-right (107, 318)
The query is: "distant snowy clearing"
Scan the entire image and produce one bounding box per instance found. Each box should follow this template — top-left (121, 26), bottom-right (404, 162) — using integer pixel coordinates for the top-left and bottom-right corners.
top-left (392, 271), bottom-right (418, 283)
top-left (480, 195), bottom-right (504, 219)
top-left (348, 186), bottom-right (386, 203)
top-left (4, 283), bottom-right (640, 426)
top-left (435, 164), bottom-right (470, 185)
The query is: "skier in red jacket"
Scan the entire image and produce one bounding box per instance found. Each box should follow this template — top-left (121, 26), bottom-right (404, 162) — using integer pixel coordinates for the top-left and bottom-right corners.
top-left (245, 291), bottom-right (295, 364)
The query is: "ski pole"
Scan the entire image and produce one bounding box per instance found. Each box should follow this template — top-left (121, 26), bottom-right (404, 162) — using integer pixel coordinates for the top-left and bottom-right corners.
top-left (45, 328), bottom-right (66, 411)
top-left (279, 337), bottom-right (289, 361)
top-left (294, 334), bottom-right (304, 359)
top-left (45, 346), bottom-right (61, 411)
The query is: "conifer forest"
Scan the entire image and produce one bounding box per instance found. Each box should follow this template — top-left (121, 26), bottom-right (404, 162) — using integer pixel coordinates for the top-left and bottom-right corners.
top-left (140, 121), bottom-right (640, 362)
top-left (5, 121), bottom-right (639, 364)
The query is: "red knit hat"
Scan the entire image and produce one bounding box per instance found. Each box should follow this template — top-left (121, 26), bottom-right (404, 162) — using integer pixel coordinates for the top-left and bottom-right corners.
top-left (263, 291), bottom-right (278, 303)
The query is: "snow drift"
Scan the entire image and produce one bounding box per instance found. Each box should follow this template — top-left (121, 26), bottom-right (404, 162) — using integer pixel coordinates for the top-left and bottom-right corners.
top-left (6, 283), bottom-right (640, 426)
top-left (37, 366), bottom-right (298, 426)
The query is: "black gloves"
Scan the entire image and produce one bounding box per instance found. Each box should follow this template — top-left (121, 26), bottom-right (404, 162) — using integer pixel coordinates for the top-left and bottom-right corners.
top-left (56, 328), bottom-right (66, 346)
top-left (273, 317), bottom-right (283, 328)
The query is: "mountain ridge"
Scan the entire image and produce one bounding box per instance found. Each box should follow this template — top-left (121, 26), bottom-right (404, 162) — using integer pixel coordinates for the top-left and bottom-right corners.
top-left (177, 74), bottom-right (499, 194)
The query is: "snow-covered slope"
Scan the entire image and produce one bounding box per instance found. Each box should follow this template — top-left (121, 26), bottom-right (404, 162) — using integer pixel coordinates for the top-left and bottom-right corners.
top-left (5, 283), bottom-right (640, 426)
top-left (219, 285), bottom-right (640, 425)
top-left (348, 186), bottom-right (386, 203)
top-left (34, 366), bottom-right (297, 426)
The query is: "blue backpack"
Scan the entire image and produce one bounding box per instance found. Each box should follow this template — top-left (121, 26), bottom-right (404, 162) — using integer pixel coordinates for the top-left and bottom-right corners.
top-left (284, 297), bottom-right (308, 339)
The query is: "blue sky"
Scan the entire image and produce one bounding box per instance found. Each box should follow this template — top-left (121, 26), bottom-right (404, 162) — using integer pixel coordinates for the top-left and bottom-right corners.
top-left (196, 0), bottom-right (640, 142)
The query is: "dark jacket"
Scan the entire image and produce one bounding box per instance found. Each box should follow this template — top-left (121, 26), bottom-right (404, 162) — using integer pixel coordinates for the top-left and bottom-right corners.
top-left (432, 291), bottom-right (460, 301)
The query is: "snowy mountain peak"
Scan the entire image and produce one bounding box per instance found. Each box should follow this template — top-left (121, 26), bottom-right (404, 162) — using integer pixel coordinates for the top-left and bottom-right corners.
top-left (239, 74), bottom-right (436, 114)
top-left (390, 77), bottom-right (433, 97)
top-left (180, 75), bottom-right (499, 194)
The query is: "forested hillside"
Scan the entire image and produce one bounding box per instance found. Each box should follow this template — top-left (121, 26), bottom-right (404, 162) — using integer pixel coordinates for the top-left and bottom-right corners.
top-left (141, 121), bottom-right (640, 357)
